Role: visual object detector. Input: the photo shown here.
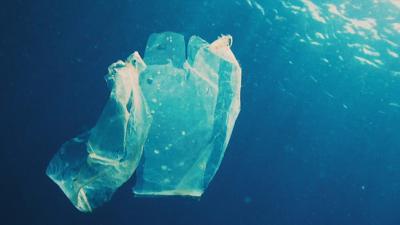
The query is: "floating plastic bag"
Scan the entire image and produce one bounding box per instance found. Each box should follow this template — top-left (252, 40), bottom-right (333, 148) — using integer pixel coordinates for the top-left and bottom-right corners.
top-left (46, 32), bottom-right (241, 212)
top-left (46, 52), bottom-right (151, 212)
top-left (133, 32), bottom-right (241, 197)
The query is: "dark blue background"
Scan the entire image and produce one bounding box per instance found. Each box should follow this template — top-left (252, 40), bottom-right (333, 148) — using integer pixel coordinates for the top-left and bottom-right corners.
top-left (2, 0), bottom-right (400, 224)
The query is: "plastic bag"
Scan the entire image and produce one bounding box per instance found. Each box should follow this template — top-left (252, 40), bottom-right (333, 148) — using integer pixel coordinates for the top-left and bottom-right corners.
top-left (46, 32), bottom-right (241, 212)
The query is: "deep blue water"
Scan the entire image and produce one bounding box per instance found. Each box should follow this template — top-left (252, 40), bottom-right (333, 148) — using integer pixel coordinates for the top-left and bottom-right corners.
top-left (2, 0), bottom-right (400, 224)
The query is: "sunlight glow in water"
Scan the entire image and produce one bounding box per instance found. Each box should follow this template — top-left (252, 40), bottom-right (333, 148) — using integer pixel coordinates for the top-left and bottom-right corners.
top-left (301, 0), bottom-right (326, 23)
top-left (389, 0), bottom-right (400, 8)
top-left (244, 0), bottom-right (399, 74)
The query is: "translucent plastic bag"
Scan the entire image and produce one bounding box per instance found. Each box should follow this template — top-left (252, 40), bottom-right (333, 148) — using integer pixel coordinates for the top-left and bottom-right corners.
top-left (134, 32), bottom-right (241, 197)
top-left (46, 52), bottom-right (151, 212)
top-left (46, 32), bottom-right (241, 212)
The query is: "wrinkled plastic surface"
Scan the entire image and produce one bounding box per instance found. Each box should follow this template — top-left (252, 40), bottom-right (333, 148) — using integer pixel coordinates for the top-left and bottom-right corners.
top-left (46, 32), bottom-right (241, 212)
top-left (133, 32), bottom-right (241, 197)
top-left (46, 52), bottom-right (151, 212)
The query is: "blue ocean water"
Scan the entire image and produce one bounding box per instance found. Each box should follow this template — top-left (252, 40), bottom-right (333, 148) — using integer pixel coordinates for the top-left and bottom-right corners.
top-left (1, 0), bottom-right (400, 224)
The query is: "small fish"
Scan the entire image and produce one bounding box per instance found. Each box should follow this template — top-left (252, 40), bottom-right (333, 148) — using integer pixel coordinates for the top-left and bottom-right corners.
top-left (388, 102), bottom-right (400, 108)
top-left (324, 91), bottom-right (334, 98)
top-left (309, 75), bottom-right (318, 83)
